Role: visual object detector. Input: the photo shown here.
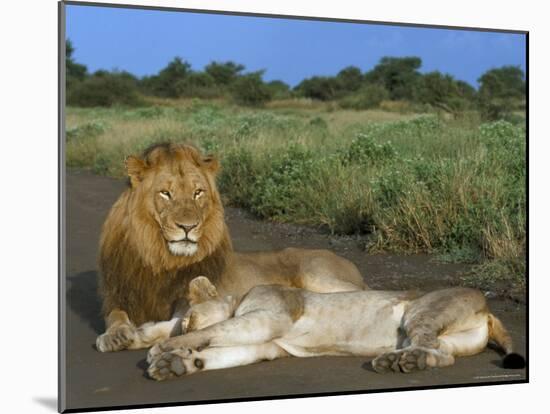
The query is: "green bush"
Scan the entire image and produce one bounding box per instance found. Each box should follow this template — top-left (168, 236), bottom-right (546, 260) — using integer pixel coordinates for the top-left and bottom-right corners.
top-left (67, 72), bottom-right (144, 107)
top-left (338, 84), bottom-right (389, 110)
top-left (250, 145), bottom-right (316, 218)
top-left (266, 80), bottom-right (291, 99)
top-left (341, 133), bottom-right (396, 165)
top-left (140, 57), bottom-right (191, 98)
top-left (205, 61), bottom-right (245, 85)
top-left (218, 148), bottom-right (258, 206)
top-left (416, 71), bottom-right (472, 114)
top-left (478, 66), bottom-right (525, 121)
top-left (294, 76), bottom-right (343, 101)
top-left (175, 72), bottom-right (221, 98)
top-left (231, 74), bottom-right (273, 106)
top-left (66, 120), bottom-right (108, 141)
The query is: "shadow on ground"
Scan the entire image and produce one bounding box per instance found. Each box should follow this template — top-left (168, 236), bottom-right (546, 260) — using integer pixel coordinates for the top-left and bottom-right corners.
top-left (67, 270), bottom-right (103, 334)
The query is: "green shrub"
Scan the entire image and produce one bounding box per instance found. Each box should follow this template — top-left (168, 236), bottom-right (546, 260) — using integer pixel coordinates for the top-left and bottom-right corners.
top-left (140, 57), bottom-right (191, 98)
top-left (121, 106), bottom-right (169, 119)
top-left (294, 76), bottom-right (343, 101)
top-left (231, 74), bottom-right (273, 106)
top-left (218, 148), bottom-right (258, 207)
top-left (250, 145), bottom-right (316, 218)
top-left (338, 84), bottom-right (389, 110)
top-left (341, 133), bottom-right (396, 165)
top-left (66, 120), bottom-right (108, 141)
top-left (309, 116), bottom-right (328, 129)
top-left (175, 72), bottom-right (221, 99)
top-left (266, 80), bottom-right (291, 99)
top-left (67, 72), bottom-right (144, 107)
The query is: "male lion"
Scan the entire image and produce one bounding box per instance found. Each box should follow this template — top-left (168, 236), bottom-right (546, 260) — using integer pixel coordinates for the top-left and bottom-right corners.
top-left (96, 143), bottom-right (365, 352)
top-left (146, 276), bottom-right (525, 380)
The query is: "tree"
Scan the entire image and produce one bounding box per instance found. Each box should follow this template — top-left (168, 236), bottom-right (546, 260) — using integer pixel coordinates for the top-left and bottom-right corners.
top-left (338, 84), bottom-right (389, 110)
top-left (175, 72), bottom-right (218, 98)
top-left (231, 72), bottom-right (272, 106)
top-left (416, 72), bottom-right (472, 114)
top-left (141, 57), bottom-right (191, 97)
top-left (205, 61), bottom-right (245, 85)
top-left (294, 76), bottom-right (342, 101)
top-left (478, 66), bottom-right (525, 99)
top-left (478, 66), bottom-right (525, 120)
top-left (266, 80), bottom-right (291, 99)
top-left (455, 80), bottom-right (477, 102)
top-left (365, 56), bottom-right (422, 100)
top-left (67, 70), bottom-right (143, 107)
top-left (66, 39), bottom-right (87, 87)
top-left (336, 66), bottom-right (363, 93)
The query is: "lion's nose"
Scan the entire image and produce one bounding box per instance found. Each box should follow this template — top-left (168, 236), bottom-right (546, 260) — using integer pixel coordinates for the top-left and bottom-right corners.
top-left (176, 222), bottom-right (198, 234)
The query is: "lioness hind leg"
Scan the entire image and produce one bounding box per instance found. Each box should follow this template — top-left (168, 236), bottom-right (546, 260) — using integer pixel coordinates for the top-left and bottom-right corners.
top-left (402, 288), bottom-right (488, 350)
top-left (372, 288), bottom-right (488, 373)
top-left (148, 343), bottom-right (288, 381)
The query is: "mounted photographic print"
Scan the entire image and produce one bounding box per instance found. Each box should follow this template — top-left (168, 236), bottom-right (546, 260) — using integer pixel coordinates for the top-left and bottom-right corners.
top-left (59, 1), bottom-right (528, 412)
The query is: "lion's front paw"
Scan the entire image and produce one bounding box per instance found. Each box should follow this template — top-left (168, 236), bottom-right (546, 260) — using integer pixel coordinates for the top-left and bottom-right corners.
top-left (96, 324), bottom-right (136, 352)
top-left (372, 348), bottom-right (428, 374)
top-left (147, 348), bottom-right (205, 381)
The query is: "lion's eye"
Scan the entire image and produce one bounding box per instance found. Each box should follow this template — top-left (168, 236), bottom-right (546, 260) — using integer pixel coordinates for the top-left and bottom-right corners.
top-left (193, 189), bottom-right (204, 199)
top-left (159, 190), bottom-right (171, 200)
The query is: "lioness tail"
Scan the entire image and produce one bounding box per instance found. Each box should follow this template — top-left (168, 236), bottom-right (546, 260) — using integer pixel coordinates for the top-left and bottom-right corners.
top-left (487, 313), bottom-right (526, 369)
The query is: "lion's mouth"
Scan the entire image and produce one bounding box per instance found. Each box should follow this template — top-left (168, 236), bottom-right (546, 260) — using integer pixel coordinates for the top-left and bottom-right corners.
top-left (169, 238), bottom-right (197, 244)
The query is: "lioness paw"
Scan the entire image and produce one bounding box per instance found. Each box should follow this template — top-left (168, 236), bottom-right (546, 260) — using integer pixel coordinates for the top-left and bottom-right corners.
top-left (372, 348), bottom-right (428, 374)
top-left (96, 325), bottom-right (136, 352)
top-left (147, 348), bottom-right (205, 381)
top-left (147, 343), bottom-right (165, 364)
top-left (372, 351), bottom-right (401, 373)
top-left (398, 348), bottom-right (428, 373)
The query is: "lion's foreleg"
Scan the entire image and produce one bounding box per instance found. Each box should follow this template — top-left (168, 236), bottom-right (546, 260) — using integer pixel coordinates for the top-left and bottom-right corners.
top-left (148, 343), bottom-right (289, 380)
top-left (96, 309), bottom-right (138, 352)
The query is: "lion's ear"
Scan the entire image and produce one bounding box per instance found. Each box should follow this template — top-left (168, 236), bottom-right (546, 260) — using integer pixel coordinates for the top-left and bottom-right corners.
top-left (187, 276), bottom-right (219, 305)
top-left (201, 155), bottom-right (220, 175)
top-left (125, 155), bottom-right (147, 187)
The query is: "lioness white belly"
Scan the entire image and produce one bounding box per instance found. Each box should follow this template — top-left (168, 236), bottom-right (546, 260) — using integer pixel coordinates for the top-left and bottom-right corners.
top-left (274, 291), bottom-right (407, 357)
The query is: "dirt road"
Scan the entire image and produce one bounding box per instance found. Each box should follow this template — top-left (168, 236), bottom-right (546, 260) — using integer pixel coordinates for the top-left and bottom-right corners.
top-left (64, 170), bottom-right (527, 411)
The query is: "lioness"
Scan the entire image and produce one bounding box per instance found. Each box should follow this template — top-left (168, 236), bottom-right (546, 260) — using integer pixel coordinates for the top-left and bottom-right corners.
top-left (96, 143), bottom-right (365, 352)
top-left (146, 277), bottom-right (525, 380)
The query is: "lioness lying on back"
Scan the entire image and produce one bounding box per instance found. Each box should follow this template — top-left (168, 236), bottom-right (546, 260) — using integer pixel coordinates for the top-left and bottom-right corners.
top-left (146, 277), bottom-right (525, 380)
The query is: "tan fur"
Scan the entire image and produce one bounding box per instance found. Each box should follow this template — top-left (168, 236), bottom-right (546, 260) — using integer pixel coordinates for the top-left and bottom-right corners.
top-left (187, 276), bottom-right (220, 305)
top-left (96, 143), bottom-right (365, 352)
top-left (146, 280), bottom-right (522, 380)
top-left (488, 313), bottom-right (514, 354)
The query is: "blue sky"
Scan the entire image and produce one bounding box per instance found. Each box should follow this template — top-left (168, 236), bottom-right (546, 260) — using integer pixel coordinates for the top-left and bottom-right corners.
top-left (66, 4), bottom-right (526, 88)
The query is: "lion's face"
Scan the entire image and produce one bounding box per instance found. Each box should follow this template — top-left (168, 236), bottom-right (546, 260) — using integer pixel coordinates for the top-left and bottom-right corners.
top-left (125, 143), bottom-right (224, 258)
top-left (151, 166), bottom-right (211, 256)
